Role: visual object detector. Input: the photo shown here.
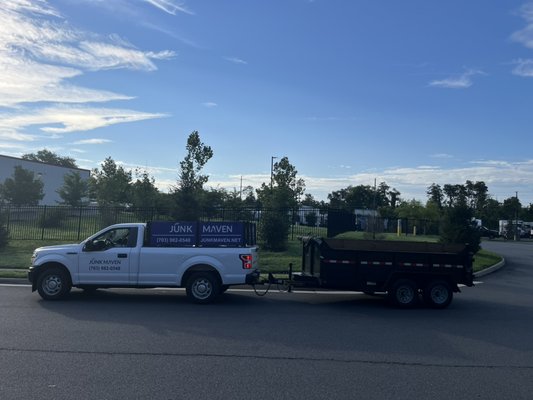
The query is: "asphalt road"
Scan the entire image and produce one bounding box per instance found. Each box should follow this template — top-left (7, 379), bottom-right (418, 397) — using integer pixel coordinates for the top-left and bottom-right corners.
top-left (1, 240), bottom-right (532, 400)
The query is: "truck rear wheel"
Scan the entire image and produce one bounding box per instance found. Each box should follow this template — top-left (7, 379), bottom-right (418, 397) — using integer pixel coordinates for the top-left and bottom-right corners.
top-left (186, 272), bottom-right (220, 304)
top-left (423, 280), bottom-right (453, 309)
top-left (37, 267), bottom-right (71, 300)
top-left (388, 278), bottom-right (418, 308)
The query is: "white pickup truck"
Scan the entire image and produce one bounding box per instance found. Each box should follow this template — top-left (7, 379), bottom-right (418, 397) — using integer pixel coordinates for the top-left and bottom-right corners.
top-left (28, 222), bottom-right (259, 303)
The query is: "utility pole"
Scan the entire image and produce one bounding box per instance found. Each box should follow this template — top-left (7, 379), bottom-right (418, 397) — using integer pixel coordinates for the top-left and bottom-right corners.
top-left (372, 178), bottom-right (377, 240)
top-left (515, 191), bottom-right (519, 241)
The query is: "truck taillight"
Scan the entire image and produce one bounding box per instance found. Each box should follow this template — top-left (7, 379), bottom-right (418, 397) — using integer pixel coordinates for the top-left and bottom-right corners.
top-left (240, 254), bottom-right (253, 269)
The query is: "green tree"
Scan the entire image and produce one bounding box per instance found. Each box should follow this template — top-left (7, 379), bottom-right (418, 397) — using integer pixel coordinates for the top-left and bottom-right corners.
top-left (427, 183), bottom-right (443, 209)
top-left (465, 180), bottom-right (489, 214)
top-left (442, 184), bottom-right (467, 207)
top-left (130, 169), bottom-right (160, 220)
top-left (22, 149), bottom-right (77, 168)
top-left (1, 166), bottom-right (44, 206)
top-left (327, 182), bottom-right (398, 212)
top-left (57, 171), bottom-right (88, 207)
top-left (131, 169), bottom-right (159, 209)
top-left (256, 157), bottom-right (305, 250)
top-left (439, 203), bottom-right (480, 253)
top-left (328, 185), bottom-right (374, 210)
top-left (396, 199), bottom-right (426, 220)
top-left (501, 196), bottom-right (521, 221)
top-left (173, 131), bottom-right (213, 220)
top-left (301, 193), bottom-right (320, 208)
top-left (90, 157), bottom-right (132, 206)
top-left (521, 203), bottom-right (533, 223)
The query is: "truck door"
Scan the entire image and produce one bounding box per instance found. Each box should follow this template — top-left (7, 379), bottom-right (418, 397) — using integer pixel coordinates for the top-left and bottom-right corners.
top-left (78, 227), bottom-right (137, 284)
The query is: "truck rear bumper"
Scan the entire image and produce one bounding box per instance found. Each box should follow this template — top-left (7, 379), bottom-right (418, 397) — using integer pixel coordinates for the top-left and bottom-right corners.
top-left (245, 269), bottom-right (260, 285)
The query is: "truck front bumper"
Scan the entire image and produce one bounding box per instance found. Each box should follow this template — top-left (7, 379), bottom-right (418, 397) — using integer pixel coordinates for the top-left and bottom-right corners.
top-left (28, 267), bottom-right (37, 291)
top-left (245, 269), bottom-right (260, 285)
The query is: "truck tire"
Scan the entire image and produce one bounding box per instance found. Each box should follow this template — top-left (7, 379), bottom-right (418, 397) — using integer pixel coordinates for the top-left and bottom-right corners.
top-left (388, 278), bottom-right (418, 308)
top-left (37, 267), bottom-right (71, 300)
top-left (186, 272), bottom-right (220, 304)
top-left (423, 280), bottom-right (453, 309)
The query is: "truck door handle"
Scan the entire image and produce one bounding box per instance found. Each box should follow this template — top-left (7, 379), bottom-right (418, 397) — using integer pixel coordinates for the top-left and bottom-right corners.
top-left (118, 253), bottom-right (128, 258)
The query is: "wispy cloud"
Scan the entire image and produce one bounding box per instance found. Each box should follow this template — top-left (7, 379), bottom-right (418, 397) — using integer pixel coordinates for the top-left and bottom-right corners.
top-left (511, 3), bottom-right (533, 49)
top-left (0, 55), bottom-right (132, 107)
top-left (202, 102), bottom-right (218, 108)
top-left (225, 57), bottom-right (248, 65)
top-left (71, 138), bottom-right (113, 145)
top-left (0, 106), bottom-right (167, 138)
top-left (429, 69), bottom-right (485, 89)
top-left (0, 0), bottom-right (173, 140)
top-left (144, 0), bottom-right (194, 15)
top-left (511, 58), bottom-right (533, 77)
top-left (430, 153), bottom-right (454, 159)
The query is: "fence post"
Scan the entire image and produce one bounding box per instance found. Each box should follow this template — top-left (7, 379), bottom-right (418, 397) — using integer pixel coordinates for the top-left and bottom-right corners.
top-left (77, 206), bottom-right (83, 240)
top-left (41, 205), bottom-right (46, 240)
top-left (6, 205), bottom-right (11, 233)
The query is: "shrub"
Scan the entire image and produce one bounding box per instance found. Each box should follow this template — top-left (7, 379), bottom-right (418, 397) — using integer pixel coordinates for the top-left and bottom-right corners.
top-left (259, 210), bottom-right (290, 251)
top-left (305, 212), bottom-right (318, 227)
top-left (0, 211), bottom-right (8, 249)
top-left (38, 207), bottom-right (67, 228)
top-left (439, 205), bottom-right (480, 253)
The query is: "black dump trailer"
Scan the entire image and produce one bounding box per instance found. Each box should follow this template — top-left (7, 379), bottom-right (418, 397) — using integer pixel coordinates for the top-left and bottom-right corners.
top-left (292, 237), bottom-right (474, 308)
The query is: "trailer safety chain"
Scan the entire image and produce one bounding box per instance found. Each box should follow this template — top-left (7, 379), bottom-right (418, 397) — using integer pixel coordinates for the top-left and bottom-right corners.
top-left (252, 271), bottom-right (292, 296)
top-left (252, 281), bottom-right (291, 296)
top-left (252, 283), bottom-right (272, 296)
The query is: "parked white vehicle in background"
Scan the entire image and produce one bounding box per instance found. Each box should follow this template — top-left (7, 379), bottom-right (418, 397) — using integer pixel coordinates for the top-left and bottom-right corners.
top-left (28, 221), bottom-right (259, 303)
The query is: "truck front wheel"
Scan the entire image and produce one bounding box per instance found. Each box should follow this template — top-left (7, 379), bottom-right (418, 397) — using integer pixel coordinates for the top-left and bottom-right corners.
top-left (423, 280), bottom-right (453, 309)
top-left (36, 267), bottom-right (71, 300)
top-left (388, 278), bottom-right (418, 308)
top-left (185, 272), bottom-right (220, 304)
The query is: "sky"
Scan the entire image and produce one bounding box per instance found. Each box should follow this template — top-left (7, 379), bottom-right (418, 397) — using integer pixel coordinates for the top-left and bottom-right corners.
top-left (2, 0), bottom-right (533, 205)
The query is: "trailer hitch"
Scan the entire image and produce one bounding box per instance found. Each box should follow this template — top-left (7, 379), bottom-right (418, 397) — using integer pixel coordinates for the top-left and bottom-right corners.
top-left (252, 264), bottom-right (293, 296)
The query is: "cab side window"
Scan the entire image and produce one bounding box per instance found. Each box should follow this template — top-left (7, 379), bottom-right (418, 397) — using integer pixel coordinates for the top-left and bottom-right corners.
top-left (85, 227), bottom-right (138, 251)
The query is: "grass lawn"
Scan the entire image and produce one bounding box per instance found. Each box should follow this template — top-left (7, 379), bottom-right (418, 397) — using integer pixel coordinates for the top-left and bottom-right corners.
top-left (0, 239), bottom-right (77, 272)
top-left (473, 249), bottom-right (502, 273)
top-left (0, 233), bottom-right (502, 279)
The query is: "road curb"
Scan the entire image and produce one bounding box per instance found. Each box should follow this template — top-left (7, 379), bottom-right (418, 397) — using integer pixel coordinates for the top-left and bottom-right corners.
top-left (474, 258), bottom-right (505, 278)
top-left (0, 278), bottom-right (27, 285)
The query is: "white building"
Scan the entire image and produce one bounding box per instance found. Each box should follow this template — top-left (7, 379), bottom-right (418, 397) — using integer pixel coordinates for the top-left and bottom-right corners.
top-left (0, 154), bottom-right (90, 206)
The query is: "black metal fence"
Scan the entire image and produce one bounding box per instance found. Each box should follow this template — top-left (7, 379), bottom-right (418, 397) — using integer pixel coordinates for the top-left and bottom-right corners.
top-left (0, 205), bottom-right (439, 241)
top-left (0, 205), bottom-right (328, 241)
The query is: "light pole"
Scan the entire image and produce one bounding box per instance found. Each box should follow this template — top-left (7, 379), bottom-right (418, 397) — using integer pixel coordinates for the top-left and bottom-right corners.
top-left (515, 191), bottom-right (519, 241)
top-left (270, 156), bottom-right (278, 190)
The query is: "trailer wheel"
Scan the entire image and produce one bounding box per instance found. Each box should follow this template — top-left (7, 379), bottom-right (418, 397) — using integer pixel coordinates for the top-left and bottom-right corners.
top-left (186, 272), bottom-right (220, 304)
top-left (423, 280), bottom-right (453, 309)
top-left (37, 267), bottom-right (71, 300)
top-left (388, 279), bottom-right (418, 308)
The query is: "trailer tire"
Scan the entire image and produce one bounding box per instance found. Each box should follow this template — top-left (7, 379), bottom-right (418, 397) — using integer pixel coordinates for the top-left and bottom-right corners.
top-left (388, 278), bottom-right (418, 308)
top-left (186, 272), bottom-right (220, 304)
top-left (37, 267), bottom-right (71, 300)
top-left (423, 280), bottom-right (453, 309)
